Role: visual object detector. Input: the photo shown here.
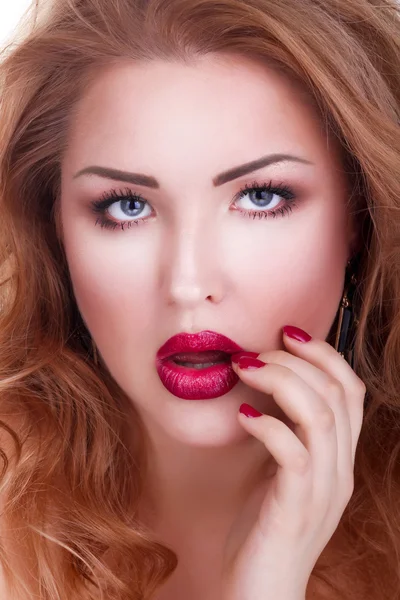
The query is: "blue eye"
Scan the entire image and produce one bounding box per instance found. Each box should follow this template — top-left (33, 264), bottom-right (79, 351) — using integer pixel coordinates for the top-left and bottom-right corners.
top-left (232, 179), bottom-right (297, 219)
top-left (90, 188), bottom-right (153, 231)
top-left (90, 179), bottom-right (298, 231)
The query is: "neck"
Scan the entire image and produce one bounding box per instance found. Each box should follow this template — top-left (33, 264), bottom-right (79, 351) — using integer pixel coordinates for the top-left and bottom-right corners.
top-left (138, 422), bottom-right (274, 534)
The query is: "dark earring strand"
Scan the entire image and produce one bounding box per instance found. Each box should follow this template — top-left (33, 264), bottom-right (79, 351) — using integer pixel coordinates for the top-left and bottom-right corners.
top-left (334, 255), bottom-right (360, 369)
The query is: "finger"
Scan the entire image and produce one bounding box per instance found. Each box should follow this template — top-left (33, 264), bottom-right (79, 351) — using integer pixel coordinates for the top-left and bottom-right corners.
top-left (282, 326), bottom-right (365, 463)
top-left (234, 361), bottom-right (338, 514)
top-left (249, 349), bottom-right (352, 494)
top-left (237, 406), bottom-right (312, 535)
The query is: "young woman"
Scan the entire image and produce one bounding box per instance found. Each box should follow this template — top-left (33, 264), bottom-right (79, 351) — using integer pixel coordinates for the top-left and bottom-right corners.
top-left (0, 0), bottom-right (399, 599)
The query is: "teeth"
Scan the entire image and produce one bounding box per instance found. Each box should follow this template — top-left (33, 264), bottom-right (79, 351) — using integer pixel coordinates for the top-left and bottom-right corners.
top-left (175, 361), bottom-right (221, 369)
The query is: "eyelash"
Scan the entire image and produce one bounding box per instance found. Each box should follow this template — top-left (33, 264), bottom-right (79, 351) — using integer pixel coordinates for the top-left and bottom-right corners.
top-left (90, 179), bottom-right (298, 231)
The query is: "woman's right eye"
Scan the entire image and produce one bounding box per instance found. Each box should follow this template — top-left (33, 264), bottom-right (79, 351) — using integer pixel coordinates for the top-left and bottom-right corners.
top-left (107, 197), bottom-right (152, 221)
top-left (90, 188), bottom-right (154, 230)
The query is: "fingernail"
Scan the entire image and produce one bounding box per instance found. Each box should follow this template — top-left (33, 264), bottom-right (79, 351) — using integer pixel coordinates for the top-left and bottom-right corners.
top-left (239, 403), bottom-right (263, 418)
top-left (231, 351), bottom-right (259, 364)
top-left (237, 357), bottom-right (267, 370)
top-left (283, 325), bottom-right (312, 343)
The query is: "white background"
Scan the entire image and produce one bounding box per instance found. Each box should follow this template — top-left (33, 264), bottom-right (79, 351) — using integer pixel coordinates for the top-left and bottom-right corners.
top-left (1, 0), bottom-right (399, 47)
top-left (0, 0), bottom-right (33, 46)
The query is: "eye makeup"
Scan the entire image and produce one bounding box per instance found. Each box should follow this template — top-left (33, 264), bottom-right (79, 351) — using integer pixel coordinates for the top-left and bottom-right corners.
top-left (89, 179), bottom-right (298, 231)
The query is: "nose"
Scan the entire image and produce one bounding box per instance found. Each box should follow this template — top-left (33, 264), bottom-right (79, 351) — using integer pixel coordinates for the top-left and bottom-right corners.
top-left (160, 225), bottom-right (226, 309)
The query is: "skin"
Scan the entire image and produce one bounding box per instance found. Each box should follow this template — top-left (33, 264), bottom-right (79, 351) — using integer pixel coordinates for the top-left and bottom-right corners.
top-left (60, 54), bottom-right (360, 597)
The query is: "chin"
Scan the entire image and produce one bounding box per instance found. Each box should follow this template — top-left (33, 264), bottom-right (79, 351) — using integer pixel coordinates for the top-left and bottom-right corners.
top-left (167, 418), bottom-right (252, 448)
top-left (140, 384), bottom-right (266, 447)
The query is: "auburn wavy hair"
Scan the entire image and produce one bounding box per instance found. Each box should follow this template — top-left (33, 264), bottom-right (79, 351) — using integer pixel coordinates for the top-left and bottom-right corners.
top-left (0, 0), bottom-right (399, 598)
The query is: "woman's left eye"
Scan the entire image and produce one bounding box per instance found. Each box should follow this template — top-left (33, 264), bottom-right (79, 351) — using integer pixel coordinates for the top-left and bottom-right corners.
top-left (89, 180), bottom-right (298, 231)
top-left (232, 180), bottom-right (297, 219)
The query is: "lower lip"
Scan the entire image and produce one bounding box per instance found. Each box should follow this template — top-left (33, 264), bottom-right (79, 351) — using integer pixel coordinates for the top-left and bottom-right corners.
top-left (156, 359), bottom-right (239, 400)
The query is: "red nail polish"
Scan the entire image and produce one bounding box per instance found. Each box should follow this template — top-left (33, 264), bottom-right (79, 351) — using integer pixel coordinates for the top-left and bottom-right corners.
top-left (231, 351), bottom-right (259, 363)
top-left (239, 403), bottom-right (263, 418)
top-left (283, 325), bottom-right (312, 343)
top-left (237, 357), bottom-right (266, 370)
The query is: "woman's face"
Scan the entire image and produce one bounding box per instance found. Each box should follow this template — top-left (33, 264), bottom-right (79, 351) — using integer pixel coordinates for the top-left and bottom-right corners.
top-left (60, 54), bottom-right (357, 447)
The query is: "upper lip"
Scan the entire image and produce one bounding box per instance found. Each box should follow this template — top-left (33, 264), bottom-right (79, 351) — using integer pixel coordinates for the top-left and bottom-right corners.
top-left (156, 330), bottom-right (245, 361)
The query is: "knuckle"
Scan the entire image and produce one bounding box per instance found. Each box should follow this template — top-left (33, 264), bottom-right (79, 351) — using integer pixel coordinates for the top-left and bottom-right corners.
top-left (275, 364), bottom-right (295, 385)
top-left (293, 451), bottom-right (311, 475)
top-left (325, 377), bottom-right (344, 400)
top-left (354, 378), bottom-right (367, 397)
top-left (313, 408), bottom-right (336, 431)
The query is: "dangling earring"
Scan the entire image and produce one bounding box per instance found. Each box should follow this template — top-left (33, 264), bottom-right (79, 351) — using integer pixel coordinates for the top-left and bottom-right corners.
top-left (91, 337), bottom-right (99, 367)
top-left (334, 255), bottom-right (360, 368)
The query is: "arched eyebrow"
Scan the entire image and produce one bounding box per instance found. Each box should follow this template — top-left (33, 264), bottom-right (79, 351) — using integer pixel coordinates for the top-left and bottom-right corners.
top-left (72, 153), bottom-right (314, 188)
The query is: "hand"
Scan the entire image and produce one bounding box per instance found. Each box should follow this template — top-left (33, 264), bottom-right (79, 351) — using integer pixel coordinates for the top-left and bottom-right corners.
top-left (220, 325), bottom-right (366, 600)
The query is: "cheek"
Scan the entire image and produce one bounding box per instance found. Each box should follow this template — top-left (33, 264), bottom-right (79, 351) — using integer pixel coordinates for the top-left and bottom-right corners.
top-left (230, 207), bottom-right (348, 341)
top-left (233, 255), bottom-right (345, 342)
top-left (63, 234), bottom-right (155, 350)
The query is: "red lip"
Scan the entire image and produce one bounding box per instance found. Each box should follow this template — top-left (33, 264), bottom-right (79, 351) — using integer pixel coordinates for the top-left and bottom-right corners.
top-left (155, 330), bottom-right (246, 400)
top-left (156, 330), bottom-right (244, 361)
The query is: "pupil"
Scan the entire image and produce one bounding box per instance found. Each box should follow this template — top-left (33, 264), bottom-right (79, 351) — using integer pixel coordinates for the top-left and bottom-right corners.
top-left (251, 190), bottom-right (272, 207)
top-left (121, 198), bottom-right (143, 216)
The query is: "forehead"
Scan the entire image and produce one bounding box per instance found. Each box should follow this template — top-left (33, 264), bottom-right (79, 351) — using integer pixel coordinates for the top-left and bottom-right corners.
top-left (64, 54), bottom-right (342, 177)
